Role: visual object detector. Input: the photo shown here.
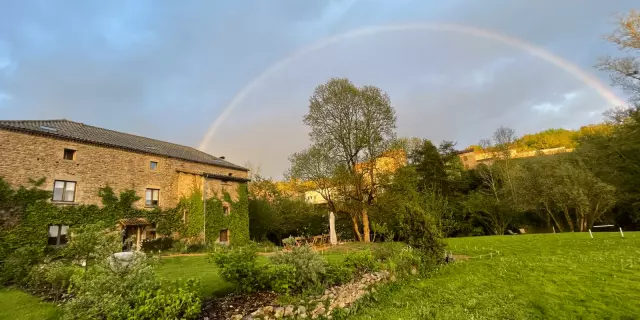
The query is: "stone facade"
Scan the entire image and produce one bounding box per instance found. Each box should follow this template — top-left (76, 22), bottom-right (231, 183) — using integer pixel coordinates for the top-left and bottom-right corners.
top-left (0, 129), bottom-right (249, 209)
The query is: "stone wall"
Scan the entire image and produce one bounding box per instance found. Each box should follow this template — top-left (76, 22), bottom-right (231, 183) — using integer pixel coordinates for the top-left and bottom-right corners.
top-left (0, 129), bottom-right (248, 209)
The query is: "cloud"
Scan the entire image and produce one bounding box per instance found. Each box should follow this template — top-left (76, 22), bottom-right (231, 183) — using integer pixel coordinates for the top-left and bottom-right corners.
top-left (1, 0), bottom-right (637, 178)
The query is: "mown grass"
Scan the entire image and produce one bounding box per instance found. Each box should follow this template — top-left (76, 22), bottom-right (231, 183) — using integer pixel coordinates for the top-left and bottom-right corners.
top-left (0, 288), bottom-right (61, 320)
top-left (351, 232), bottom-right (640, 320)
top-left (154, 242), bottom-right (385, 297)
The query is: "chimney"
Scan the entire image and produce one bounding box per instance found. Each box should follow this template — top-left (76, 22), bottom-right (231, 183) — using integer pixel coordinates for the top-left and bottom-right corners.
top-left (219, 156), bottom-right (226, 160)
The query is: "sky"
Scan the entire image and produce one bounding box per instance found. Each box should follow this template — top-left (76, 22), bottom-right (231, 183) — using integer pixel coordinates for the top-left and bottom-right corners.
top-left (0, 0), bottom-right (637, 178)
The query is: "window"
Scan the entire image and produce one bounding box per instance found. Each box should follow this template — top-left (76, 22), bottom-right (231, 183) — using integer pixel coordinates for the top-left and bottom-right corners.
top-left (219, 229), bottom-right (229, 243)
top-left (150, 161), bottom-right (158, 170)
top-left (53, 180), bottom-right (76, 202)
top-left (145, 189), bottom-right (159, 207)
top-left (464, 164), bottom-right (469, 169)
top-left (223, 204), bottom-right (230, 216)
top-left (48, 225), bottom-right (69, 246)
top-left (462, 155), bottom-right (468, 161)
top-left (63, 149), bottom-right (76, 160)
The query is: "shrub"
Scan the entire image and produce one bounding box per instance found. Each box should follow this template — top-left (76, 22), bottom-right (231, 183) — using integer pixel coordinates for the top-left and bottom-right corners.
top-left (261, 263), bottom-right (297, 293)
top-left (129, 279), bottom-right (201, 320)
top-left (270, 244), bottom-right (326, 291)
top-left (63, 254), bottom-right (200, 320)
top-left (171, 239), bottom-right (188, 253)
top-left (210, 246), bottom-right (262, 293)
top-left (141, 237), bottom-right (175, 252)
top-left (344, 250), bottom-right (376, 274)
top-left (28, 261), bottom-right (78, 301)
top-left (372, 244), bottom-right (396, 262)
top-left (186, 243), bottom-right (207, 253)
top-left (323, 262), bottom-right (354, 286)
top-left (0, 246), bottom-right (44, 285)
top-left (386, 246), bottom-right (425, 276)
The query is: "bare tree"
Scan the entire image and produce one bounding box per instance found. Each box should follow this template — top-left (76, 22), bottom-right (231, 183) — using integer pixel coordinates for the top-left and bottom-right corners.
top-left (597, 10), bottom-right (640, 103)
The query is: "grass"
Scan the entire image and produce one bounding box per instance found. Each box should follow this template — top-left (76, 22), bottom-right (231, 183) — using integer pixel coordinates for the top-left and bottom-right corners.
top-left (7, 234), bottom-right (638, 319)
top-left (0, 288), bottom-right (61, 320)
top-left (155, 255), bottom-right (235, 298)
top-left (154, 242), bottom-right (382, 297)
top-left (351, 232), bottom-right (640, 320)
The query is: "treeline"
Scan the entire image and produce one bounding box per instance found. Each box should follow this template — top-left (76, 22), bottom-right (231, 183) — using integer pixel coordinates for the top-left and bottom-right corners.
top-left (466, 123), bottom-right (612, 153)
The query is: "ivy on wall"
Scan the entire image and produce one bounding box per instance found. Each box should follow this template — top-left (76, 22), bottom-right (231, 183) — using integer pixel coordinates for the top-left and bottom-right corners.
top-left (176, 184), bottom-right (250, 246)
top-left (0, 178), bottom-right (249, 260)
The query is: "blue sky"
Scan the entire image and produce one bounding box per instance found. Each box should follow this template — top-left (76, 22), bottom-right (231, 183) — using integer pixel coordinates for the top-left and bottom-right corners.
top-left (0, 0), bottom-right (637, 177)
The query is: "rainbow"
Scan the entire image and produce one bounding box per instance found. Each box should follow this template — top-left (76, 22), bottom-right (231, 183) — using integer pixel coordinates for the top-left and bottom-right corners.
top-left (198, 22), bottom-right (626, 151)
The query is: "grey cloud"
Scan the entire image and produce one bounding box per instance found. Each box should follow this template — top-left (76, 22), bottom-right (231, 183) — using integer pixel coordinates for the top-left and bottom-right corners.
top-left (1, 0), bottom-right (637, 179)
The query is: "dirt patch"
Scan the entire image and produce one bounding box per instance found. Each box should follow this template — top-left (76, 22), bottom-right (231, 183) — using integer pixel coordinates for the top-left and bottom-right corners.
top-left (199, 291), bottom-right (278, 320)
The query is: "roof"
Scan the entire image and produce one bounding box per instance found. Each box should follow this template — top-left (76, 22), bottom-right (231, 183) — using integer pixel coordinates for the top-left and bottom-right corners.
top-left (118, 218), bottom-right (151, 226)
top-left (0, 119), bottom-right (248, 171)
top-left (176, 169), bottom-right (251, 183)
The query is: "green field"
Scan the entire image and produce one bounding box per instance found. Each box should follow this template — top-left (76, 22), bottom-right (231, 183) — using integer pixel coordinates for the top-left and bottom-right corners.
top-left (352, 232), bottom-right (640, 320)
top-left (5, 233), bottom-right (639, 319)
top-left (0, 288), bottom-right (61, 320)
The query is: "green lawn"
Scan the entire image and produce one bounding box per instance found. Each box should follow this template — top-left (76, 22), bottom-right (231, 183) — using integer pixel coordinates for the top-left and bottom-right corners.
top-left (156, 255), bottom-right (235, 297)
top-left (0, 288), bottom-right (61, 320)
top-left (6, 234), bottom-right (639, 319)
top-left (352, 232), bottom-right (640, 320)
top-left (154, 243), bottom-right (373, 297)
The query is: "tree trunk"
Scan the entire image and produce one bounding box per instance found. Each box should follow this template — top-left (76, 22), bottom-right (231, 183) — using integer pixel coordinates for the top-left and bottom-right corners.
top-left (351, 215), bottom-right (362, 241)
top-left (550, 213), bottom-right (563, 232)
top-left (362, 208), bottom-right (371, 243)
top-left (563, 207), bottom-right (574, 231)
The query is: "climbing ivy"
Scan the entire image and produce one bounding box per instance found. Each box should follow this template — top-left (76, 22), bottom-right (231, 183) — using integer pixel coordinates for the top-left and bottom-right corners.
top-left (175, 184), bottom-right (250, 246)
top-left (0, 178), bottom-right (249, 261)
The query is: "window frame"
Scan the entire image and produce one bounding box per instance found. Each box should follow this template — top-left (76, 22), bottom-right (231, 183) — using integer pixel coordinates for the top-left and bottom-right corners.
top-left (63, 148), bottom-right (76, 160)
top-left (52, 180), bottom-right (77, 202)
top-left (48, 224), bottom-right (69, 246)
top-left (219, 229), bottom-right (229, 243)
top-left (223, 203), bottom-right (230, 216)
top-left (145, 188), bottom-right (160, 207)
top-left (150, 161), bottom-right (158, 170)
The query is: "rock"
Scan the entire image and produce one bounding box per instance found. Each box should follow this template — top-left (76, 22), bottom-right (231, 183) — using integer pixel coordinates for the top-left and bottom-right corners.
top-left (284, 305), bottom-right (294, 317)
top-left (231, 315), bottom-right (243, 320)
top-left (263, 306), bottom-right (274, 314)
top-left (273, 307), bottom-right (284, 318)
top-left (296, 306), bottom-right (307, 316)
top-left (251, 309), bottom-right (264, 317)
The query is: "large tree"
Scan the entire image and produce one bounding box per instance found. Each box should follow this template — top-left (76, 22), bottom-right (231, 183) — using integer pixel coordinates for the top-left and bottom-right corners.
top-left (289, 78), bottom-right (396, 242)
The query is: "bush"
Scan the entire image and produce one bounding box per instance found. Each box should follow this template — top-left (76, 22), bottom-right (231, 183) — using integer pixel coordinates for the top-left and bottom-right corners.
top-left (63, 255), bottom-right (200, 320)
top-left (141, 237), bottom-right (175, 252)
top-left (386, 246), bottom-right (426, 276)
top-left (172, 240), bottom-right (189, 254)
top-left (210, 246), bottom-right (262, 293)
top-left (372, 244), bottom-right (396, 262)
top-left (129, 279), bottom-right (201, 320)
top-left (186, 243), bottom-right (207, 253)
top-left (0, 246), bottom-right (44, 285)
top-left (323, 262), bottom-right (354, 286)
top-left (28, 261), bottom-right (78, 301)
top-left (344, 250), bottom-right (376, 274)
top-left (261, 263), bottom-right (296, 293)
top-left (270, 244), bottom-right (326, 291)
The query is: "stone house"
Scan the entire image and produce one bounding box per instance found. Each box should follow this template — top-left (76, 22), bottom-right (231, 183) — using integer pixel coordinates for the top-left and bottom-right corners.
top-left (0, 119), bottom-right (250, 249)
